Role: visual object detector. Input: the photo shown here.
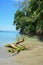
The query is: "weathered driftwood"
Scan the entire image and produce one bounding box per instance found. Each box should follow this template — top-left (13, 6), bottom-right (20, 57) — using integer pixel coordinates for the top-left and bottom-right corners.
top-left (5, 44), bottom-right (12, 48)
top-left (16, 38), bottom-right (24, 45)
top-left (5, 38), bottom-right (25, 48)
top-left (8, 48), bottom-right (17, 53)
top-left (5, 38), bottom-right (30, 53)
top-left (5, 44), bottom-right (17, 49)
top-left (5, 44), bottom-right (26, 53)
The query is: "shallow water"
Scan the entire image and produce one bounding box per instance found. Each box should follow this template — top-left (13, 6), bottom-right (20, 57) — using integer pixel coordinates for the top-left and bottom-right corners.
top-left (0, 31), bottom-right (24, 65)
top-left (0, 46), bottom-right (22, 65)
top-left (0, 31), bottom-right (20, 45)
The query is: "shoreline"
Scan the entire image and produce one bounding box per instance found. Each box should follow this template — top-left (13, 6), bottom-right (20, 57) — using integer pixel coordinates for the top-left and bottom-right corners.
top-left (0, 46), bottom-right (20, 65)
top-left (0, 36), bottom-right (43, 65)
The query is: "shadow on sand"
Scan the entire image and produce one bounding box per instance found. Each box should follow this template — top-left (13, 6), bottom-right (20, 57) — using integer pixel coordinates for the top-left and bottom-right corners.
top-left (27, 33), bottom-right (43, 42)
top-left (38, 36), bottom-right (43, 42)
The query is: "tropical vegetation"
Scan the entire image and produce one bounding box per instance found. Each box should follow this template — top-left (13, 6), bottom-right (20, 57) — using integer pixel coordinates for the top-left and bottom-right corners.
top-left (13, 0), bottom-right (43, 36)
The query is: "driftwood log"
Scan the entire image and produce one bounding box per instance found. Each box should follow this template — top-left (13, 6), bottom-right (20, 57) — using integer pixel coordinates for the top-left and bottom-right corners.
top-left (5, 38), bottom-right (26, 53)
top-left (16, 38), bottom-right (24, 45)
top-left (5, 38), bottom-right (25, 47)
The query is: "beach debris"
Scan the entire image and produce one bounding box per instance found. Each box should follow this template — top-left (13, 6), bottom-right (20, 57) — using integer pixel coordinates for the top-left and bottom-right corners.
top-left (16, 38), bottom-right (25, 45)
top-left (5, 44), bottom-right (26, 53)
top-left (8, 48), bottom-right (17, 53)
top-left (5, 38), bottom-right (27, 53)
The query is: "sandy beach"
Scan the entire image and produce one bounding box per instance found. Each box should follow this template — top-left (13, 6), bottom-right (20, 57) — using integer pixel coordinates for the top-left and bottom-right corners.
top-left (0, 0), bottom-right (43, 65)
top-left (0, 37), bottom-right (43, 65)
top-left (0, 46), bottom-right (21, 65)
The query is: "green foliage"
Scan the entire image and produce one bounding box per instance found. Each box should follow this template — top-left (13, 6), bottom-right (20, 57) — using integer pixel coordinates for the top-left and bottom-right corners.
top-left (13, 0), bottom-right (43, 36)
top-left (36, 20), bottom-right (43, 30)
top-left (7, 45), bottom-right (26, 53)
top-left (8, 48), bottom-right (14, 53)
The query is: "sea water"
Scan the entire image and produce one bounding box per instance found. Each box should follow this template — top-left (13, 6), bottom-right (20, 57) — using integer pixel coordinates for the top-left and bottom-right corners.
top-left (0, 31), bottom-right (21, 45)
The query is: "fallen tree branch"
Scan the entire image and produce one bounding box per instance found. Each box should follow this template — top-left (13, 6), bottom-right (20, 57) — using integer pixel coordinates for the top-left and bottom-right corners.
top-left (16, 38), bottom-right (25, 45)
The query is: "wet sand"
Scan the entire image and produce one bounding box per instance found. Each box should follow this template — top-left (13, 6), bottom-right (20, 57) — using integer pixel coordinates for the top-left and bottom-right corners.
top-left (0, 37), bottom-right (43, 65)
top-left (0, 46), bottom-right (22, 65)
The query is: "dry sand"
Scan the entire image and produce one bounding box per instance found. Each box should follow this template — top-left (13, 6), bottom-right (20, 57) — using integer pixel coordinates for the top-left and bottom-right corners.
top-left (0, 36), bottom-right (43, 65)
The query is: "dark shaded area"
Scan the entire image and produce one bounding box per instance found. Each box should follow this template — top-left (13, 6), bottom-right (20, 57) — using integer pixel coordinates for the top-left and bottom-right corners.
top-left (29, 34), bottom-right (43, 42)
top-left (20, 32), bottom-right (43, 42)
top-left (38, 36), bottom-right (43, 42)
